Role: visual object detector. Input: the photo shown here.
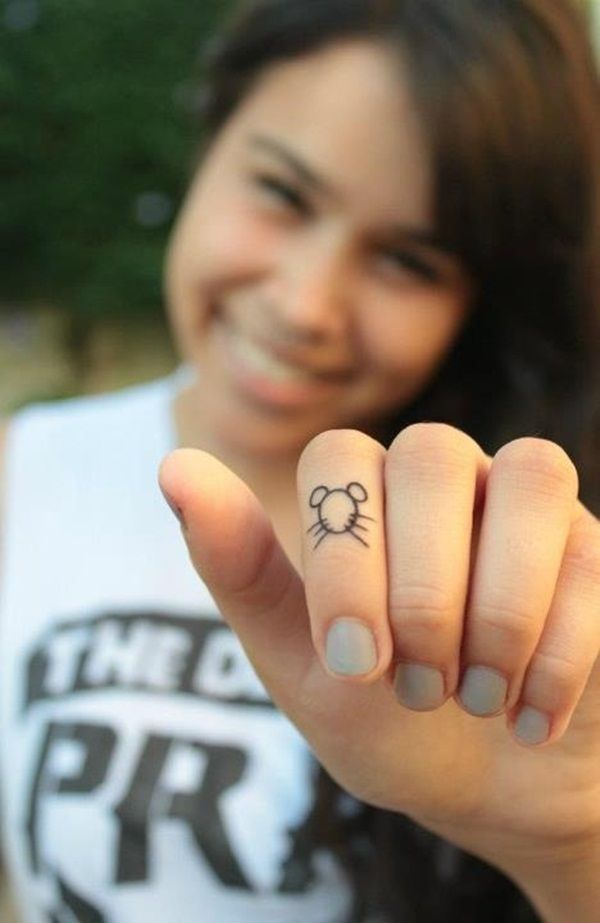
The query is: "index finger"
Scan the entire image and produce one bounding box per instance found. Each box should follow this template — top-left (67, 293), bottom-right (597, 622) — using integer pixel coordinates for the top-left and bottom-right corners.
top-left (297, 429), bottom-right (392, 683)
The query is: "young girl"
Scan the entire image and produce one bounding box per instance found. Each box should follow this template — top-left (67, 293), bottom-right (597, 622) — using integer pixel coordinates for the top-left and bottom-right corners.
top-left (2, 1), bottom-right (600, 920)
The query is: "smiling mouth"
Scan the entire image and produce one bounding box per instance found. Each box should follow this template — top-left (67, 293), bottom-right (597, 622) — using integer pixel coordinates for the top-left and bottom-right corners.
top-left (216, 314), bottom-right (353, 379)
top-left (215, 319), bottom-right (354, 408)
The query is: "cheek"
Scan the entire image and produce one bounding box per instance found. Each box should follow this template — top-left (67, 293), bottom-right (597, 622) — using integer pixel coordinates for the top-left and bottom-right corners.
top-left (171, 199), bottom-right (282, 308)
top-left (358, 293), bottom-right (467, 380)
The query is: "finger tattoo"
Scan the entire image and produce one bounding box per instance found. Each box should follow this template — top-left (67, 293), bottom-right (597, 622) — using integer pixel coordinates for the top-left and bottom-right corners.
top-left (307, 482), bottom-right (375, 549)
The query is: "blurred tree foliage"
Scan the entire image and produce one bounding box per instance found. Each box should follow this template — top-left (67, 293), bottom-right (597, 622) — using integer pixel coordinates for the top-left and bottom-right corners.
top-left (0, 0), bottom-right (228, 336)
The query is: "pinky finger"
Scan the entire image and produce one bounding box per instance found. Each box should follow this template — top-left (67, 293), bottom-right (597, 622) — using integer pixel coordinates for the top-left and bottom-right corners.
top-left (508, 506), bottom-right (600, 747)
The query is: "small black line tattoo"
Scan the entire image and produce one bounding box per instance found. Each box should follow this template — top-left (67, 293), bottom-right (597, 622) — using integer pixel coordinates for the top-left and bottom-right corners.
top-left (307, 482), bottom-right (374, 549)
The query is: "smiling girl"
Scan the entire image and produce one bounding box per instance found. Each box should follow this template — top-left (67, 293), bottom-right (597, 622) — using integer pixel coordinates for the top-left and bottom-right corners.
top-left (2, 1), bottom-right (600, 921)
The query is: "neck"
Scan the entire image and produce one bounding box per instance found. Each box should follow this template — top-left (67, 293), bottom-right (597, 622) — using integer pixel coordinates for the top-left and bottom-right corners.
top-left (173, 381), bottom-right (298, 486)
top-left (170, 381), bottom-right (304, 567)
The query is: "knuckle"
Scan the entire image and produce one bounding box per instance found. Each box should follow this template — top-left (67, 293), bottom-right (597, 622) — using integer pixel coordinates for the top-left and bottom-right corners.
top-left (389, 583), bottom-right (457, 631)
top-left (230, 523), bottom-right (278, 599)
top-left (473, 599), bottom-right (537, 642)
top-left (494, 438), bottom-right (578, 499)
top-left (299, 428), bottom-right (382, 472)
top-left (566, 516), bottom-right (600, 580)
top-left (565, 528), bottom-right (600, 584)
top-left (300, 429), bottom-right (347, 465)
top-left (526, 648), bottom-right (582, 701)
top-left (389, 423), bottom-right (480, 476)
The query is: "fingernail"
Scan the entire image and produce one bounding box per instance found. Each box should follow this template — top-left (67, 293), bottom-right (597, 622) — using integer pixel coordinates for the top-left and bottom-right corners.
top-left (160, 484), bottom-right (185, 527)
top-left (458, 666), bottom-right (508, 716)
top-left (514, 707), bottom-right (550, 746)
top-left (394, 663), bottom-right (445, 711)
top-left (325, 620), bottom-right (377, 676)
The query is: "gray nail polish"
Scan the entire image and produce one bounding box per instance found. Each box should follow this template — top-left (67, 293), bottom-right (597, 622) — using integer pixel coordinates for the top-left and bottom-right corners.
top-left (394, 663), bottom-right (445, 711)
top-left (459, 666), bottom-right (508, 716)
top-left (514, 707), bottom-right (550, 746)
top-left (325, 620), bottom-right (377, 676)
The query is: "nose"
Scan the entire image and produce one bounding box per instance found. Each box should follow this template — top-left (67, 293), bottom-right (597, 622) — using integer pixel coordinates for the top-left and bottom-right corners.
top-left (266, 232), bottom-right (351, 341)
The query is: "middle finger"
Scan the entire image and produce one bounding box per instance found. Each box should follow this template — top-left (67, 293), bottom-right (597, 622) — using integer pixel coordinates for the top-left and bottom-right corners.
top-left (386, 423), bottom-right (488, 711)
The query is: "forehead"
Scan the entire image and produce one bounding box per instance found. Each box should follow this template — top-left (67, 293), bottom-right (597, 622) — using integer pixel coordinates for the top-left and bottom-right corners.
top-left (220, 39), bottom-right (434, 228)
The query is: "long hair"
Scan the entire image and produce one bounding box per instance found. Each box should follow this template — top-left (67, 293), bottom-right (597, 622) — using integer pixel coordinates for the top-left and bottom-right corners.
top-left (193, 2), bottom-right (600, 919)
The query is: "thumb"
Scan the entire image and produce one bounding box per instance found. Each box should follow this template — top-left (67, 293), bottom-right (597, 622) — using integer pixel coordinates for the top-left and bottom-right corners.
top-left (158, 448), bottom-right (313, 712)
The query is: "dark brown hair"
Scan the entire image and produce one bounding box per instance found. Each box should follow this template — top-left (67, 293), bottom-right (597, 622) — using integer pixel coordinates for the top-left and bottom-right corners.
top-left (194, 2), bottom-right (600, 919)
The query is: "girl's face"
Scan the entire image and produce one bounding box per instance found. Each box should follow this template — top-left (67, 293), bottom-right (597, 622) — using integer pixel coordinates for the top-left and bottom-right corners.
top-left (165, 39), bottom-right (472, 459)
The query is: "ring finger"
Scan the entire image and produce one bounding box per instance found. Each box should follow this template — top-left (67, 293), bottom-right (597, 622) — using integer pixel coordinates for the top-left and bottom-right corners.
top-left (457, 438), bottom-right (579, 726)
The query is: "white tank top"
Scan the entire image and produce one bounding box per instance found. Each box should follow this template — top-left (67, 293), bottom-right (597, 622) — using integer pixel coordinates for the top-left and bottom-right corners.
top-left (0, 368), bottom-right (353, 922)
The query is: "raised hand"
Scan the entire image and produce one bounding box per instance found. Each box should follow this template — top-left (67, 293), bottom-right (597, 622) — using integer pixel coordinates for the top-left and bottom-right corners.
top-left (158, 423), bottom-right (600, 895)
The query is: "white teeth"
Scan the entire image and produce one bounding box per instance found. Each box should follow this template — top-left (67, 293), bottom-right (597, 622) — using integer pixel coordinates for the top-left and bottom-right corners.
top-left (230, 331), bottom-right (313, 383)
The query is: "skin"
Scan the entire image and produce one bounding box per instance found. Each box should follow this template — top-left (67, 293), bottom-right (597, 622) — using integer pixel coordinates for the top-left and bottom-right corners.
top-left (164, 40), bottom-right (471, 472)
top-left (160, 40), bottom-right (600, 922)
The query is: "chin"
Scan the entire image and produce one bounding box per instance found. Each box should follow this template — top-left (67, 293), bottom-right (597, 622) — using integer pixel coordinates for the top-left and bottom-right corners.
top-left (224, 427), bottom-right (309, 460)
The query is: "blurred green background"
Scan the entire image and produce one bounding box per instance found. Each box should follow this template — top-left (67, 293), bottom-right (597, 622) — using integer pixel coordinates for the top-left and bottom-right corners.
top-left (0, 0), bottom-right (230, 413)
top-left (0, 0), bottom-right (598, 415)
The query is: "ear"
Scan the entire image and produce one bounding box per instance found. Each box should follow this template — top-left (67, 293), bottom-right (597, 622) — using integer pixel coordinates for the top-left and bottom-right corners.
top-left (347, 482), bottom-right (368, 503)
top-left (309, 485), bottom-right (330, 508)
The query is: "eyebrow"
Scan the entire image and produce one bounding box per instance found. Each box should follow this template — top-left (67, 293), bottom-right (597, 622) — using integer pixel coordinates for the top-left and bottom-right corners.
top-left (247, 132), bottom-right (448, 254)
top-left (248, 133), bottom-right (333, 198)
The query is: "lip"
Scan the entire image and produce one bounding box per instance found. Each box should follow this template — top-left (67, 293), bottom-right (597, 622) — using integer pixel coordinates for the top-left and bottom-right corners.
top-left (214, 320), bottom-right (353, 410)
top-left (248, 334), bottom-right (353, 382)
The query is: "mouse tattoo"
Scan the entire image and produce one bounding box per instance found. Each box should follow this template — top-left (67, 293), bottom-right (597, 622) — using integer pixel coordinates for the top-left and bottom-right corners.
top-left (307, 482), bottom-right (376, 549)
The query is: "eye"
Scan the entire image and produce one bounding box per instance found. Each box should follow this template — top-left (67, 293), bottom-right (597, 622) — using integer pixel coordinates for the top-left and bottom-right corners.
top-left (252, 173), bottom-right (312, 215)
top-left (378, 247), bottom-right (441, 284)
